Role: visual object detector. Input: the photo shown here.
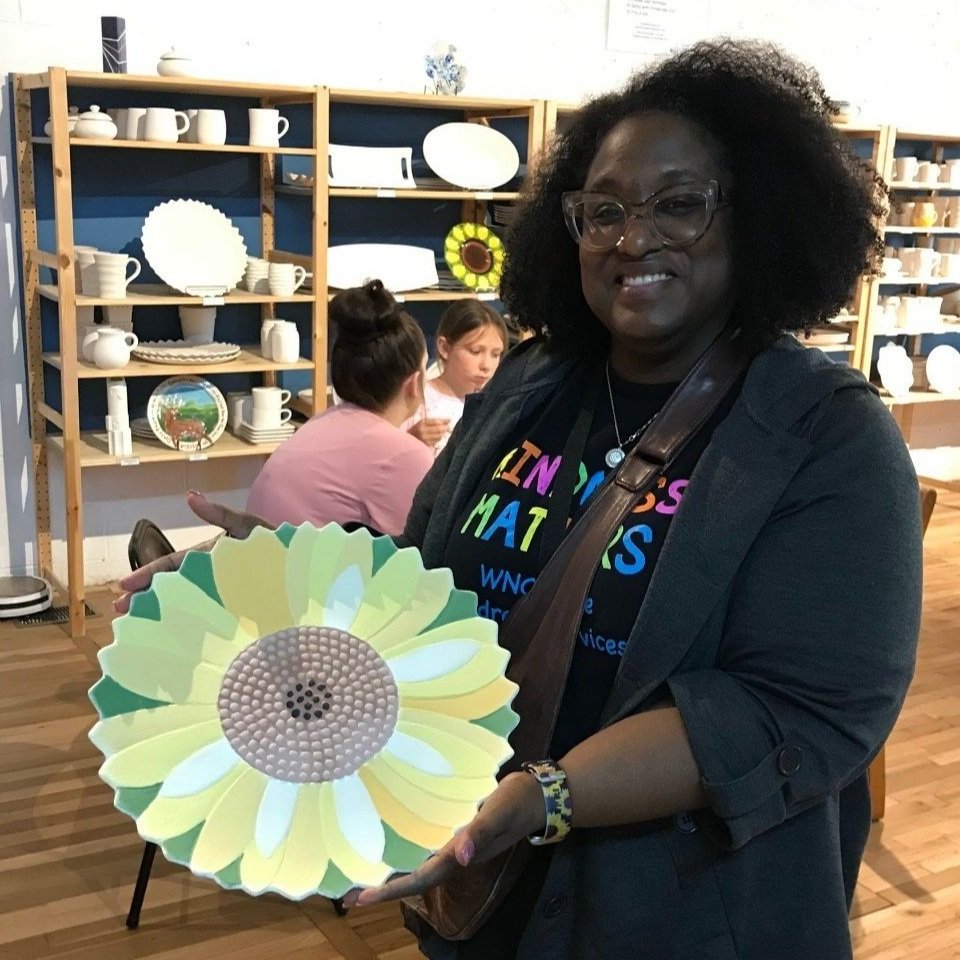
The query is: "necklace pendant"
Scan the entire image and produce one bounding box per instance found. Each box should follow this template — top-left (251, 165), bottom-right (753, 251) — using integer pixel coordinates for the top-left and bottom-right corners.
top-left (605, 447), bottom-right (625, 469)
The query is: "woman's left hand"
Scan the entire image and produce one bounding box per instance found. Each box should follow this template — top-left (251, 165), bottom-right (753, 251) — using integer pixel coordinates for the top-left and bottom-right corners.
top-left (343, 771), bottom-right (544, 907)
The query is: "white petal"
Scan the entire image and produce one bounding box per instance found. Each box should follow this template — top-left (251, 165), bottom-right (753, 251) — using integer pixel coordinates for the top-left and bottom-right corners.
top-left (386, 639), bottom-right (480, 682)
top-left (324, 565), bottom-right (364, 629)
top-left (332, 773), bottom-right (384, 864)
top-left (383, 730), bottom-right (454, 776)
top-left (158, 738), bottom-right (241, 798)
top-left (255, 778), bottom-right (300, 858)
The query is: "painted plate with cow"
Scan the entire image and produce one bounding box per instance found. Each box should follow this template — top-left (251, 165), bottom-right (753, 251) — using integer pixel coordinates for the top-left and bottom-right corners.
top-left (147, 376), bottom-right (227, 452)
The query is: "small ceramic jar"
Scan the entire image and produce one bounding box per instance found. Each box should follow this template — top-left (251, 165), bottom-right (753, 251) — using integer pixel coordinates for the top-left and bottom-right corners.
top-left (72, 106), bottom-right (118, 140)
top-left (157, 47), bottom-right (194, 77)
top-left (43, 106), bottom-right (80, 138)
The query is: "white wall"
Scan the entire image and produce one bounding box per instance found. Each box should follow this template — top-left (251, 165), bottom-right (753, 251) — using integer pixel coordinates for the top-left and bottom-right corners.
top-left (2, 0), bottom-right (960, 584)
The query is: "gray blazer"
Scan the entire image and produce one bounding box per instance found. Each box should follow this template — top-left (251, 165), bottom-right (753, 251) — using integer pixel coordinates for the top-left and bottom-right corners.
top-left (402, 336), bottom-right (922, 959)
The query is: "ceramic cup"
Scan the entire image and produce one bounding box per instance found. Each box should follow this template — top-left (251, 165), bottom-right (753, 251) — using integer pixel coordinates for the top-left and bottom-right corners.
top-left (195, 109), bottom-right (227, 145)
top-left (251, 386), bottom-right (292, 429)
top-left (244, 256), bottom-right (270, 294)
top-left (182, 109), bottom-right (199, 143)
top-left (267, 262), bottom-right (307, 296)
top-left (227, 392), bottom-right (252, 432)
top-left (899, 247), bottom-right (941, 277)
top-left (881, 256), bottom-right (902, 277)
top-left (893, 156), bottom-right (920, 182)
top-left (938, 252), bottom-right (960, 278)
top-left (74, 245), bottom-right (99, 295)
top-left (143, 107), bottom-right (190, 143)
top-left (941, 159), bottom-right (960, 186)
top-left (270, 321), bottom-right (300, 363)
top-left (248, 108), bottom-right (289, 147)
top-left (93, 252), bottom-right (141, 299)
top-left (178, 305), bottom-right (217, 344)
top-left (917, 162), bottom-right (941, 185)
top-left (124, 106), bottom-right (148, 140)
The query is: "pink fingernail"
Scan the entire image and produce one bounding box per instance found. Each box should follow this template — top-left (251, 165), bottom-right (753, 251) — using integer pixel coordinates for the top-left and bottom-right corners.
top-left (459, 840), bottom-right (475, 866)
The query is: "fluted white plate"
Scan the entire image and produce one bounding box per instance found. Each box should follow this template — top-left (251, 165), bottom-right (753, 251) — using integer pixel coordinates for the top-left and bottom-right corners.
top-left (423, 123), bottom-right (520, 190)
top-left (142, 199), bottom-right (247, 296)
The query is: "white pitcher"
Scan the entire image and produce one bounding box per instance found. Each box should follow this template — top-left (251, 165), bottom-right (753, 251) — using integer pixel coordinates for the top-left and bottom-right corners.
top-left (81, 326), bottom-right (139, 369)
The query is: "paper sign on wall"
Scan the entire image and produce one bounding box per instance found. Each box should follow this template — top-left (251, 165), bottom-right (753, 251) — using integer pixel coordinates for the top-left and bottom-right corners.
top-left (606, 0), bottom-right (709, 54)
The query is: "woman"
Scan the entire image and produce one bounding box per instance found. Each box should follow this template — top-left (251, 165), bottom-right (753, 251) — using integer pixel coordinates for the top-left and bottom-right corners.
top-left (406, 302), bottom-right (509, 452)
top-left (245, 280), bottom-right (433, 536)
top-left (119, 40), bottom-right (921, 960)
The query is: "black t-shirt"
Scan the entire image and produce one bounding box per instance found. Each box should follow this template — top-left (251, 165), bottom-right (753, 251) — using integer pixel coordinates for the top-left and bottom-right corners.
top-left (445, 364), bottom-right (734, 755)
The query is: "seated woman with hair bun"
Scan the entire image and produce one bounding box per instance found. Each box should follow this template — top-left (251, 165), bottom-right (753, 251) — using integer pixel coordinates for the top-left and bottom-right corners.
top-left (244, 279), bottom-right (434, 536)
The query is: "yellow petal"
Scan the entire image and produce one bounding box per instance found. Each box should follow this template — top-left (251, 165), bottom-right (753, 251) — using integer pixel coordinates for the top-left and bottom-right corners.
top-left (379, 751), bottom-right (497, 804)
top-left (395, 645), bottom-right (510, 699)
top-left (99, 642), bottom-right (224, 706)
top-left (210, 528), bottom-right (293, 638)
top-left (99, 719), bottom-right (225, 788)
top-left (318, 780), bottom-right (392, 887)
top-left (376, 615), bottom-right (497, 660)
top-left (270, 783), bottom-right (330, 899)
top-left (301, 528), bottom-right (373, 628)
top-left (190, 766), bottom-right (268, 875)
top-left (152, 570), bottom-right (244, 645)
top-left (358, 765), bottom-right (452, 850)
top-left (138, 763), bottom-right (245, 841)
top-left (397, 708), bottom-right (513, 771)
top-left (403, 675), bottom-right (518, 720)
top-left (91, 703), bottom-right (218, 754)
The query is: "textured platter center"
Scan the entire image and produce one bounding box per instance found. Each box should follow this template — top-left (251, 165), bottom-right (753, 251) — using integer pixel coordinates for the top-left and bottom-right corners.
top-left (218, 625), bottom-right (399, 783)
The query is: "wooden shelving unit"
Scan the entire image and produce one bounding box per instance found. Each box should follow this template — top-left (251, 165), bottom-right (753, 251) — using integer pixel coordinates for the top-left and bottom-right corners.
top-left (13, 68), bottom-right (544, 636)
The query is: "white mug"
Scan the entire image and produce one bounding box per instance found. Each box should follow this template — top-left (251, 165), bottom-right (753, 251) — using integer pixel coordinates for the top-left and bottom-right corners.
top-left (245, 256), bottom-right (270, 293)
top-left (125, 107), bottom-right (148, 140)
top-left (74, 245), bottom-right (98, 295)
top-left (182, 109), bottom-right (199, 143)
top-left (893, 156), bottom-right (919, 182)
top-left (251, 405), bottom-right (293, 429)
top-left (195, 109), bottom-right (227, 145)
top-left (178, 305), bottom-right (217, 344)
top-left (917, 162), bottom-right (941, 185)
top-left (249, 108), bottom-right (289, 147)
top-left (941, 159), bottom-right (960, 185)
top-left (143, 107), bottom-right (191, 143)
top-left (899, 247), bottom-right (940, 277)
top-left (268, 262), bottom-right (307, 296)
top-left (93, 251), bottom-right (141, 299)
top-left (252, 385), bottom-right (292, 408)
top-left (938, 252), bottom-right (960, 278)
top-left (881, 256), bottom-right (902, 277)
top-left (270, 322), bottom-right (300, 363)
top-left (227, 392), bottom-right (252, 432)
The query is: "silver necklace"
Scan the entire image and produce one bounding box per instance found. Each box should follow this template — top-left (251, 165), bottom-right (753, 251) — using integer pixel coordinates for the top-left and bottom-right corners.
top-left (604, 361), bottom-right (657, 469)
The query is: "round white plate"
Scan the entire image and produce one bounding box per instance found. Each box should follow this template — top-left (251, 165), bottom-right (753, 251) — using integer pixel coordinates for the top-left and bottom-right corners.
top-left (327, 243), bottom-right (439, 292)
top-left (423, 123), bottom-right (520, 190)
top-left (133, 340), bottom-right (241, 364)
top-left (925, 345), bottom-right (960, 393)
top-left (147, 376), bottom-right (228, 452)
top-left (142, 199), bottom-right (247, 297)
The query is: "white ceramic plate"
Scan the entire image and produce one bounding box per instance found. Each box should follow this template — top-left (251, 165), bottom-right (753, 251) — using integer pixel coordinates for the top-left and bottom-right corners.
top-left (423, 123), bottom-right (520, 190)
top-left (238, 421), bottom-right (296, 443)
top-left (327, 244), bottom-right (439, 292)
top-left (130, 417), bottom-right (156, 439)
top-left (147, 376), bottom-right (228, 451)
top-left (142, 199), bottom-right (248, 296)
top-left (328, 145), bottom-right (416, 189)
top-left (133, 341), bottom-right (241, 364)
top-left (925, 345), bottom-right (960, 393)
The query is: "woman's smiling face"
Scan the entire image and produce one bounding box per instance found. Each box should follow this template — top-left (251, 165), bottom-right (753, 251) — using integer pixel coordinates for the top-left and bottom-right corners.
top-left (578, 112), bottom-right (736, 379)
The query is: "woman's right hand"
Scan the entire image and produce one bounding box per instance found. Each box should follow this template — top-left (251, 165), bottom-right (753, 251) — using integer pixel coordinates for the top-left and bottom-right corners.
top-left (113, 491), bottom-right (273, 614)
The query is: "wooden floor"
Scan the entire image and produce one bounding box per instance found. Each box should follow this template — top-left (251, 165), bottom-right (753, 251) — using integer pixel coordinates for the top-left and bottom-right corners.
top-left (1, 492), bottom-right (958, 959)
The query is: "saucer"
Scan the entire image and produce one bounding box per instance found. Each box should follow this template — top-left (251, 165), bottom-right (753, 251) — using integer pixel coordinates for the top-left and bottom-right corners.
top-left (238, 420), bottom-right (296, 443)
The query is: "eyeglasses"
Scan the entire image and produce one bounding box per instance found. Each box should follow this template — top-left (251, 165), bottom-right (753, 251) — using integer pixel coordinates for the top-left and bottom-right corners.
top-left (561, 180), bottom-right (731, 251)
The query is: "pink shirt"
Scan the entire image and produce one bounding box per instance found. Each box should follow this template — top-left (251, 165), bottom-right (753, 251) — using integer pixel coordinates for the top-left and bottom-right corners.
top-left (245, 403), bottom-right (435, 537)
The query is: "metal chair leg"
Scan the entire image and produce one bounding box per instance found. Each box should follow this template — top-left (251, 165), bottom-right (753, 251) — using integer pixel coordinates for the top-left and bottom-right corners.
top-left (126, 841), bottom-right (158, 929)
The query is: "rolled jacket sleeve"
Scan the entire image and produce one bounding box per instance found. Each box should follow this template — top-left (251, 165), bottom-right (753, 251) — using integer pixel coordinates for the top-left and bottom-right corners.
top-left (668, 388), bottom-right (922, 850)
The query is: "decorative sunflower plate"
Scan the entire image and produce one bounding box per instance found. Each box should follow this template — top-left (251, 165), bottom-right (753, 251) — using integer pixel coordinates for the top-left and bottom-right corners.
top-left (444, 223), bottom-right (504, 292)
top-left (88, 524), bottom-right (519, 900)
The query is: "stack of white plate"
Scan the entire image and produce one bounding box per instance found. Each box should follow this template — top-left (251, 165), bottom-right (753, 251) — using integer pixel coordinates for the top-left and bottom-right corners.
top-left (133, 341), bottom-right (241, 364)
top-left (131, 418), bottom-right (156, 440)
top-left (491, 203), bottom-right (517, 227)
top-left (0, 575), bottom-right (53, 619)
top-left (238, 420), bottom-right (296, 444)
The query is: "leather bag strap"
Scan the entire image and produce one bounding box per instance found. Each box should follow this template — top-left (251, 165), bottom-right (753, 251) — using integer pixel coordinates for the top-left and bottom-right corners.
top-left (500, 325), bottom-right (756, 770)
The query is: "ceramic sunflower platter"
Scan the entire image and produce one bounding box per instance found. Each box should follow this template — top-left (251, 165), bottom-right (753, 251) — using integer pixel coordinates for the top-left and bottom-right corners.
top-left (89, 524), bottom-right (519, 900)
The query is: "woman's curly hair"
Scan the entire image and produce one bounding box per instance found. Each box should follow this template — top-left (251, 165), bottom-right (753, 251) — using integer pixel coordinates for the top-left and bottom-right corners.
top-left (500, 39), bottom-right (887, 354)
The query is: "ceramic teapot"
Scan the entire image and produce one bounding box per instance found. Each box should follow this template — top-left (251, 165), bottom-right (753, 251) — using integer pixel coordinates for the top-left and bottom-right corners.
top-left (81, 326), bottom-right (138, 370)
top-left (72, 106), bottom-right (118, 140)
top-left (157, 47), bottom-right (194, 77)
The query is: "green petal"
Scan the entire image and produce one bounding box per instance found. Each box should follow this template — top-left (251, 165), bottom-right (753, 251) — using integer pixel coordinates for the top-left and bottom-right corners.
top-left (89, 676), bottom-right (168, 719)
top-left (473, 705), bottom-right (520, 737)
top-left (179, 551), bottom-right (222, 605)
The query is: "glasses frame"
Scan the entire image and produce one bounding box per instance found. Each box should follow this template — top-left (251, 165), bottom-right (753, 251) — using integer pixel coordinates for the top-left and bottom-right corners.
top-left (561, 179), bottom-right (731, 251)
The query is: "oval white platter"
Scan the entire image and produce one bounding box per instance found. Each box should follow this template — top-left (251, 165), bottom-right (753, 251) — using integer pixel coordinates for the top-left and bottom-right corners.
top-left (142, 199), bottom-right (247, 297)
top-left (422, 123), bottom-right (520, 190)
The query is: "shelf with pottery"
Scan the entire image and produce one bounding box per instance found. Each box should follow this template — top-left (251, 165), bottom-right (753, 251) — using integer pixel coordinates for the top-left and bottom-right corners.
top-left (41, 347), bottom-right (313, 379)
top-left (47, 428), bottom-right (287, 468)
top-left (276, 186), bottom-right (522, 201)
top-left (876, 387), bottom-right (960, 406)
top-left (889, 181), bottom-right (960, 191)
top-left (879, 276), bottom-right (960, 285)
top-left (36, 282), bottom-right (315, 306)
top-left (31, 135), bottom-right (317, 156)
top-left (884, 226), bottom-right (960, 234)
